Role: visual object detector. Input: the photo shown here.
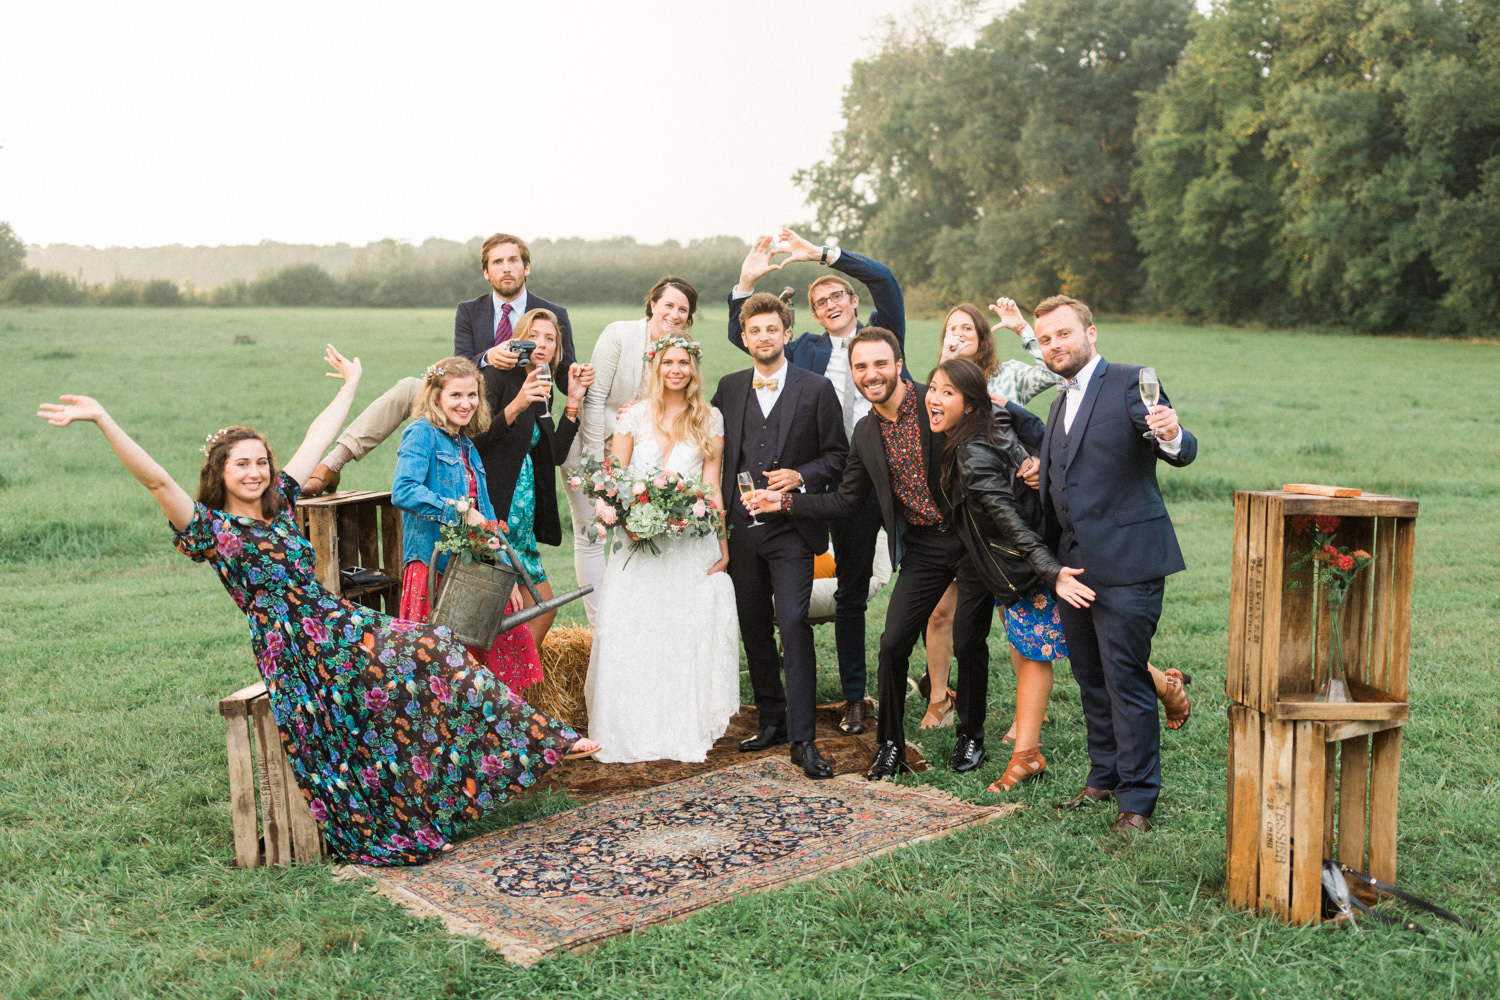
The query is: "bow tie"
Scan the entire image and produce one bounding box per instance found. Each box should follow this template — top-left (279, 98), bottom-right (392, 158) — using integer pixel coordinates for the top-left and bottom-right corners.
top-left (1059, 377), bottom-right (1080, 394)
top-left (753, 375), bottom-right (779, 391)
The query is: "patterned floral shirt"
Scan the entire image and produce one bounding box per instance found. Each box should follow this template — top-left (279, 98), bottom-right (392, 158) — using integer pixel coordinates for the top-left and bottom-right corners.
top-left (878, 378), bottom-right (943, 527)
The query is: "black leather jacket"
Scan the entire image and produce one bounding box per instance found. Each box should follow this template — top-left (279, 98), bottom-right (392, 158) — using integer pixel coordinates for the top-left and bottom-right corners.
top-left (941, 419), bottom-right (1063, 606)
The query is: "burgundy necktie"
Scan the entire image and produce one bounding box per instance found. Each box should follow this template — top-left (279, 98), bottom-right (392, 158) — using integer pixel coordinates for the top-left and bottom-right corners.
top-left (494, 302), bottom-right (513, 345)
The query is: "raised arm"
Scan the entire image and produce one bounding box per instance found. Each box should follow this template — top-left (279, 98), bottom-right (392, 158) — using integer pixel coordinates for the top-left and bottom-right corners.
top-left (727, 236), bottom-right (787, 353)
top-left (282, 345), bottom-right (363, 486)
top-left (831, 247), bottom-right (905, 345)
top-left (38, 395), bottom-right (195, 529)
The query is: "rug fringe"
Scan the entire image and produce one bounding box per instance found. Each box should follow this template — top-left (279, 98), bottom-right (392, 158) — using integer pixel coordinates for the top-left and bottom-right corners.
top-left (333, 864), bottom-right (548, 967)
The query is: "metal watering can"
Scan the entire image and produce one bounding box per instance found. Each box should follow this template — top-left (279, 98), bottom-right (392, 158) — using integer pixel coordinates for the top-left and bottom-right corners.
top-left (428, 532), bottom-right (592, 647)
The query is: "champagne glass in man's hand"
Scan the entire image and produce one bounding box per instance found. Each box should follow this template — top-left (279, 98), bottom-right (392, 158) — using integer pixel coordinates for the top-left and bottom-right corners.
top-left (1138, 367), bottom-right (1162, 439)
top-left (737, 471), bottom-right (764, 527)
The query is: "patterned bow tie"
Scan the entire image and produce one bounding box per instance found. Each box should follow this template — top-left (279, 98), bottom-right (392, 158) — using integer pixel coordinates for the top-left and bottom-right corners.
top-left (753, 375), bottom-right (779, 391)
top-left (1059, 377), bottom-right (1080, 394)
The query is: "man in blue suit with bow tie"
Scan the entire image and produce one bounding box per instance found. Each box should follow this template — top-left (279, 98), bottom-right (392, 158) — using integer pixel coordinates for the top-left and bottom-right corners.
top-left (1005, 295), bottom-right (1197, 834)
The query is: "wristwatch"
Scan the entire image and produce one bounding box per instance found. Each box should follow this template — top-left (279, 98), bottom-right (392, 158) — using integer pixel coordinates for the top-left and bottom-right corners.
top-left (819, 246), bottom-right (829, 265)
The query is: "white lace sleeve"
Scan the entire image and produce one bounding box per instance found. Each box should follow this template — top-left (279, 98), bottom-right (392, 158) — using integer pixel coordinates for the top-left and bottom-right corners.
top-left (616, 401), bottom-right (644, 438)
top-left (708, 406), bottom-right (724, 438)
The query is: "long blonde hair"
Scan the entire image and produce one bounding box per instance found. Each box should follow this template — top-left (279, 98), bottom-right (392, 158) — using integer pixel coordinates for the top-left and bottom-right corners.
top-left (644, 342), bottom-right (716, 464)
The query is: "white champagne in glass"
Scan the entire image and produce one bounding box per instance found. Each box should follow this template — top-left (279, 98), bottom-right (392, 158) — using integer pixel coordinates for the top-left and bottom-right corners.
top-left (1138, 367), bottom-right (1161, 438)
top-left (737, 471), bottom-right (763, 526)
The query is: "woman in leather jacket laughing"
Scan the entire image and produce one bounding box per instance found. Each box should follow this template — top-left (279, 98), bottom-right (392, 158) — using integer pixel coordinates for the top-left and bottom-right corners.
top-left (927, 358), bottom-right (1094, 793)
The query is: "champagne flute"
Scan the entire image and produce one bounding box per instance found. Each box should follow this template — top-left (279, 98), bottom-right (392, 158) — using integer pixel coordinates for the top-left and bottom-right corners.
top-left (1138, 367), bottom-right (1161, 439)
top-left (737, 471), bottom-right (763, 527)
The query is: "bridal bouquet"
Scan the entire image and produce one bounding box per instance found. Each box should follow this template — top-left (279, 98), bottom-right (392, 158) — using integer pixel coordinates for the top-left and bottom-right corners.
top-left (571, 456), bottom-right (724, 562)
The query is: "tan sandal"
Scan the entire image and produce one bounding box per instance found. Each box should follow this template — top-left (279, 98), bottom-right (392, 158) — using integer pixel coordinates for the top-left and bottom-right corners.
top-left (564, 738), bottom-right (601, 760)
top-left (1161, 668), bottom-right (1191, 730)
top-left (919, 693), bottom-right (955, 729)
top-left (987, 747), bottom-right (1046, 792)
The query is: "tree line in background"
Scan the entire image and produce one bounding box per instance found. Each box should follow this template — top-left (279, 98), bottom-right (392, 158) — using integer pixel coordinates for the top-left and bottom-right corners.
top-left (799, 0), bottom-right (1498, 335)
top-left (6, 0), bottom-right (1498, 335)
top-left (0, 232), bottom-right (752, 310)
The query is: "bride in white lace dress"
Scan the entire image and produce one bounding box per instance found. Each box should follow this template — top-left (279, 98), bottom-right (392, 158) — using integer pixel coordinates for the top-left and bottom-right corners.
top-left (584, 335), bottom-right (740, 762)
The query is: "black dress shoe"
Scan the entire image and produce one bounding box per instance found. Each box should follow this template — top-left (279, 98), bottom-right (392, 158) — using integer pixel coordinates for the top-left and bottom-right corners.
top-left (950, 733), bottom-right (988, 773)
top-left (838, 699), bottom-right (867, 735)
top-left (1055, 786), bottom-right (1115, 811)
top-left (866, 740), bottom-right (911, 781)
top-left (739, 724), bottom-right (789, 752)
top-left (1111, 811), bottom-right (1154, 834)
top-left (790, 741), bottom-right (834, 779)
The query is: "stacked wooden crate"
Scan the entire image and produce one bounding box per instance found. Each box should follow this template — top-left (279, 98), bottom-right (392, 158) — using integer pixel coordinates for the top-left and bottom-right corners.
top-left (1225, 490), bottom-right (1417, 923)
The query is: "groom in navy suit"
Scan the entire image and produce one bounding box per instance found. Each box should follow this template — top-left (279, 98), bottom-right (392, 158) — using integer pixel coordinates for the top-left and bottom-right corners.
top-left (713, 292), bottom-right (847, 779)
top-left (1006, 295), bottom-right (1197, 834)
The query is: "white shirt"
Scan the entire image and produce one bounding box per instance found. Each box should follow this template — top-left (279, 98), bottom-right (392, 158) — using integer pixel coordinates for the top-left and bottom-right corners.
top-left (824, 335), bottom-right (872, 423)
top-left (753, 358), bottom-right (789, 415)
top-left (1061, 354), bottom-right (1181, 456)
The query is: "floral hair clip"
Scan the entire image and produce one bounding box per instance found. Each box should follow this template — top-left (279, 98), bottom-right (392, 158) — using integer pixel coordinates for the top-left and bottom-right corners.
top-left (201, 427), bottom-right (233, 456)
top-left (425, 363), bottom-right (448, 382)
top-left (644, 335), bottom-right (702, 363)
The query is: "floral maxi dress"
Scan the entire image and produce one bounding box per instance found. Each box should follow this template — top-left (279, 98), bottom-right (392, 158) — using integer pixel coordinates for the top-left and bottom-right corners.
top-left (173, 474), bottom-right (578, 865)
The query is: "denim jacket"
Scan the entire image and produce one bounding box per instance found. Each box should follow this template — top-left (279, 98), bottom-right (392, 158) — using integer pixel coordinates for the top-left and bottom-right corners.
top-left (392, 418), bottom-right (497, 572)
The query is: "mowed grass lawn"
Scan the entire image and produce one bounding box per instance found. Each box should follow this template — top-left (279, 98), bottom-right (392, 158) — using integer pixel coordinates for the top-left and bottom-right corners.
top-left (2, 305), bottom-right (1498, 999)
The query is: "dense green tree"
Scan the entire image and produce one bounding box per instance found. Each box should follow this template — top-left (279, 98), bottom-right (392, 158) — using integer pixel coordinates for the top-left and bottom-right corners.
top-left (141, 278), bottom-right (182, 307)
top-left (98, 278), bottom-right (144, 307)
top-left (249, 264), bottom-right (342, 307)
top-left (0, 222), bottom-right (24, 281)
top-left (1131, 1), bottom-right (1289, 322)
top-left (1133, 0), bottom-right (1499, 333)
top-left (2, 269), bottom-right (45, 305)
top-left (799, 0), bottom-right (1196, 311)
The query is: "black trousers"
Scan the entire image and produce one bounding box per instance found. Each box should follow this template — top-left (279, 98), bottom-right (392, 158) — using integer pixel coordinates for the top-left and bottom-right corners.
top-left (727, 517), bottom-right (818, 742)
top-left (875, 525), bottom-right (990, 746)
top-left (828, 490), bottom-right (882, 702)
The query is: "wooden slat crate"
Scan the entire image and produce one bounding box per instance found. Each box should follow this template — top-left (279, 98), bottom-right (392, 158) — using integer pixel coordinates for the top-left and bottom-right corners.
top-left (219, 681), bottom-right (327, 867)
top-left (1225, 489), bottom-right (1417, 923)
top-left (1226, 705), bottom-right (1402, 922)
top-left (294, 490), bottom-right (404, 613)
top-left (1227, 490), bottom-right (1417, 720)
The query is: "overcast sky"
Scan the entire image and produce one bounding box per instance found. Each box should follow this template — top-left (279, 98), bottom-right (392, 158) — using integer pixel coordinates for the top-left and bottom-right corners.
top-left (3, 0), bottom-right (968, 249)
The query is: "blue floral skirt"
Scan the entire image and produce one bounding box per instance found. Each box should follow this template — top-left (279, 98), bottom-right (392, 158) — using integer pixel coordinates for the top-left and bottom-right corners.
top-left (1005, 586), bottom-right (1068, 661)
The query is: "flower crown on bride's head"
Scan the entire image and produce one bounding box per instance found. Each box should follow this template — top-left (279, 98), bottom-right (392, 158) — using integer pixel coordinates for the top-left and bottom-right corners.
top-left (644, 335), bottom-right (701, 364)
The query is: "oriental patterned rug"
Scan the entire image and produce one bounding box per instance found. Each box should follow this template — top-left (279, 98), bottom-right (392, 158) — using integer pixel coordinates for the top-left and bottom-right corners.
top-left (541, 700), bottom-right (930, 799)
top-left (336, 756), bottom-right (1014, 965)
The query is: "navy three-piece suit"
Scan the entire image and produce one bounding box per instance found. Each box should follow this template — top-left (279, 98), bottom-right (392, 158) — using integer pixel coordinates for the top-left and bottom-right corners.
top-left (1008, 358), bottom-right (1197, 817)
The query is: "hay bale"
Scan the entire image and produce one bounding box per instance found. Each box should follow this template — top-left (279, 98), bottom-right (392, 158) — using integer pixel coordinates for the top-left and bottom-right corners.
top-left (528, 625), bottom-right (593, 731)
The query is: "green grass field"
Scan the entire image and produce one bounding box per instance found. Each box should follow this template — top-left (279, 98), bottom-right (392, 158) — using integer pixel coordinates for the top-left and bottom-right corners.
top-left (3, 305), bottom-right (1498, 998)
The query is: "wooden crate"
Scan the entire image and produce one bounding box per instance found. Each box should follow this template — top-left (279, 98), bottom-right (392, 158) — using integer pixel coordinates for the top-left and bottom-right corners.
top-left (294, 490), bottom-right (404, 613)
top-left (1226, 705), bottom-right (1402, 923)
top-left (219, 681), bottom-right (327, 867)
top-left (1227, 490), bottom-right (1417, 720)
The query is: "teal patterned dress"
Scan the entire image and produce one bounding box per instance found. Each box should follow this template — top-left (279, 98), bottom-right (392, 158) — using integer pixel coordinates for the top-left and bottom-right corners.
top-left (504, 424), bottom-right (546, 581)
top-left (172, 473), bottom-right (578, 865)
